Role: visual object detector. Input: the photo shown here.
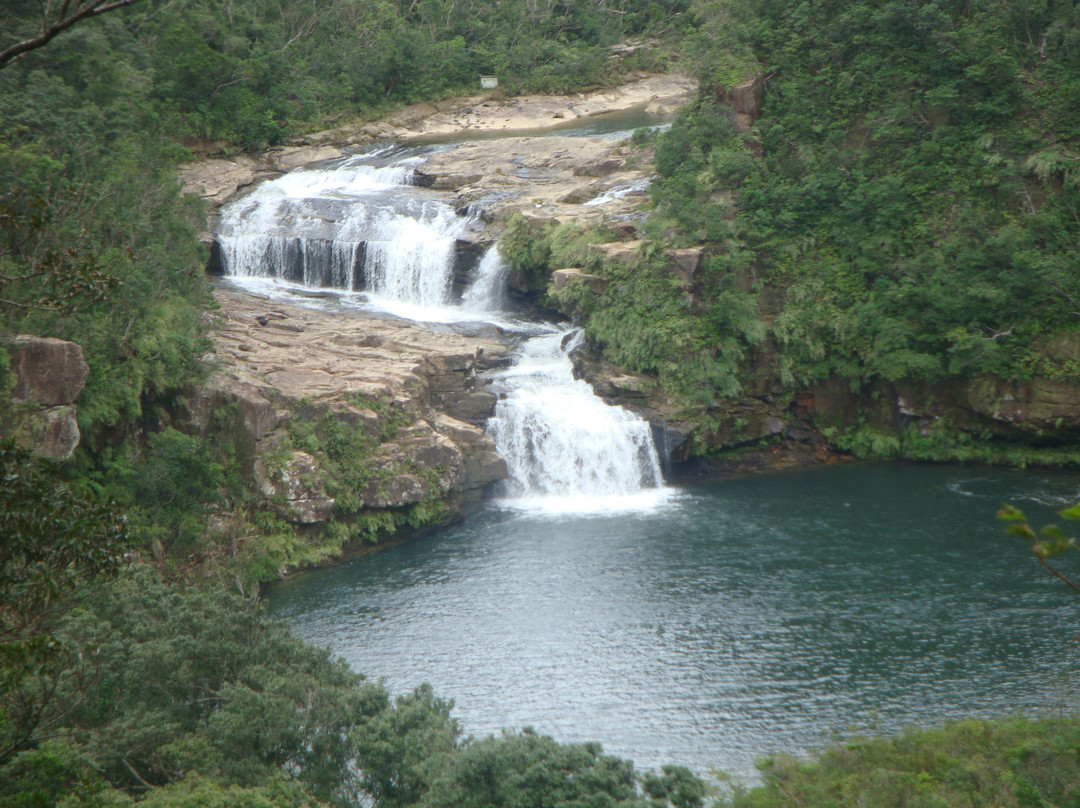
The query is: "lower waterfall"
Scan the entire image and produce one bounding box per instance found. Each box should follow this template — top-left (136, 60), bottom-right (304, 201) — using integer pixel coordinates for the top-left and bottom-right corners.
top-left (485, 330), bottom-right (667, 512)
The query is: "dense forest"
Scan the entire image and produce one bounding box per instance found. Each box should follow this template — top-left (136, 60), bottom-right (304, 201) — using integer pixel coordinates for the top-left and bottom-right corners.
top-left (515, 0), bottom-right (1080, 463)
top-left (3, 0), bottom-right (1080, 805)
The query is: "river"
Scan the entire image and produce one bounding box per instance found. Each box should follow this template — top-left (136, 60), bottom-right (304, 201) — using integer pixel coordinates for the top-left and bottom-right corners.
top-left (216, 108), bottom-right (1080, 784)
top-left (266, 462), bottom-right (1080, 783)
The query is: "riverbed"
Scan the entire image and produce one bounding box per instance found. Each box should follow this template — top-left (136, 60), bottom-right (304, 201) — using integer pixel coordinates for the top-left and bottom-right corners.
top-left (266, 462), bottom-right (1080, 783)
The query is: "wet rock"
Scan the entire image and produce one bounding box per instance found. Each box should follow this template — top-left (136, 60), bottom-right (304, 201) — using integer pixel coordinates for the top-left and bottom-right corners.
top-left (464, 451), bottom-right (509, 485)
top-left (650, 420), bottom-right (694, 467)
top-left (441, 390), bottom-right (499, 426)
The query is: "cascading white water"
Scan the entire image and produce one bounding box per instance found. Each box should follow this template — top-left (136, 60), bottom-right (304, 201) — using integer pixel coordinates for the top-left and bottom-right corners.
top-left (216, 141), bottom-right (671, 515)
top-left (362, 201), bottom-right (468, 308)
top-left (486, 330), bottom-right (667, 512)
top-left (462, 245), bottom-right (509, 312)
top-left (217, 152), bottom-right (473, 309)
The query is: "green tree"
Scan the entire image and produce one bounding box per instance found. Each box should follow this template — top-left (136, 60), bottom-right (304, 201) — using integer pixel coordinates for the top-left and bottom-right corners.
top-left (0, 441), bottom-right (133, 765)
top-left (355, 684), bottom-right (460, 808)
top-left (420, 728), bottom-right (642, 808)
top-left (0, 0), bottom-right (146, 70)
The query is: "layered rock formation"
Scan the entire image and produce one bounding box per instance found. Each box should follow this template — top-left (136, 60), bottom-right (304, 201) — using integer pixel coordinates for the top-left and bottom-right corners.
top-left (188, 286), bottom-right (510, 535)
top-left (178, 73), bottom-right (694, 212)
top-left (415, 134), bottom-right (653, 230)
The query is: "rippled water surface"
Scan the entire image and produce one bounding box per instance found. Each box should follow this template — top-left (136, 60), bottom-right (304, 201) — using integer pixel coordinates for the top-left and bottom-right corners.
top-left (266, 464), bottom-right (1080, 781)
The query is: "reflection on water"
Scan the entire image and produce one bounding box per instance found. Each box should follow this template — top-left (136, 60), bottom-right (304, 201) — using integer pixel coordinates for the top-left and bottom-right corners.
top-left (266, 463), bottom-right (1080, 783)
top-left (407, 107), bottom-right (674, 146)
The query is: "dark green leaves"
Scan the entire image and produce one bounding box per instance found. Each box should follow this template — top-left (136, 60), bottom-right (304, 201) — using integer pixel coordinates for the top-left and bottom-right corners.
top-left (0, 441), bottom-right (133, 763)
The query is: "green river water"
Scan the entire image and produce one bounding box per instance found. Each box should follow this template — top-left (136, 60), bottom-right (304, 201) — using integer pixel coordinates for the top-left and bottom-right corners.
top-left (267, 463), bottom-right (1080, 782)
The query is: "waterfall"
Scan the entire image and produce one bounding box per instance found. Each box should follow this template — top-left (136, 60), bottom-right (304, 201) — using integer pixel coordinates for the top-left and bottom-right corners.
top-left (486, 330), bottom-right (667, 513)
top-left (216, 143), bottom-right (672, 516)
top-left (217, 152), bottom-right (473, 310)
top-left (462, 245), bottom-right (509, 312)
top-left (362, 201), bottom-right (470, 308)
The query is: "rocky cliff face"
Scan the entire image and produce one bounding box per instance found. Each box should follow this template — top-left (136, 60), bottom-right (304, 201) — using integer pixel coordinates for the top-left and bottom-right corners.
top-left (182, 286), bottom-right (510, 548)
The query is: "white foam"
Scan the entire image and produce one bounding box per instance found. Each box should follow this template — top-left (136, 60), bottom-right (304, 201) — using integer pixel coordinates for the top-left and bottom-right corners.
top-left (486, 331), bottom-right (668, 511)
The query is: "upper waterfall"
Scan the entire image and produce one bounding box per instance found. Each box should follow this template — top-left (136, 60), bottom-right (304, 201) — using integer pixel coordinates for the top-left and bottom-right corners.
top-left (216, 149), bottom-right (476, 313)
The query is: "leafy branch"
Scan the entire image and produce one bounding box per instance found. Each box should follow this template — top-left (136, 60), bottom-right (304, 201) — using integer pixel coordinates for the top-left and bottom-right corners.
top-left (0, 0), bottom-right (147, 70)
top-left (997, 503), bottom-right (1080, 595)
top-left (0, 196), bottom-right (120, 315)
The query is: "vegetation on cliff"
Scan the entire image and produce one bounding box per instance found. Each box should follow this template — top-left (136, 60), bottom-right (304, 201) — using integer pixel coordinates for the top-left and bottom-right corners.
top-left (675, 0), bottom-right (1080, 388)
top-left (501, 0), bottom-right (1080, 461)
top-left (718, 718), bottom-right (1080, 808)
top-left (4, 1), bottom-right (1080, 806)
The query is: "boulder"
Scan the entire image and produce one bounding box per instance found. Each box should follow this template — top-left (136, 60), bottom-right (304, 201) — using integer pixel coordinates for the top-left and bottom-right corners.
top-left (553, 268), bottom-right (609, 294)
top-left (178, 159), bottom-right (256, 204)
top-left (254, 451), bottom-right (335, 524)
top-left (431, 412), bottom-right (488, 445)
top-left (184, 379), bottom-right (283, 444)
top-left (4, 336), bottom-right (89, 460)
top-left (650, 420), bottom-right (695, 467)
top-left (666, 248), bottom-right (703, 284)
top-left (717, 76), bottom-right (765, 132)
top-left (587, 241), bottom-right (643, 268)
top-left (9, 405), bottom-right (82, 461)
top-left (463, 451), bottom-right (509, 486)
top-left (10, 336), bottom-right (89, 406)
top-left (441, 390), bottom-right (499, 426)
